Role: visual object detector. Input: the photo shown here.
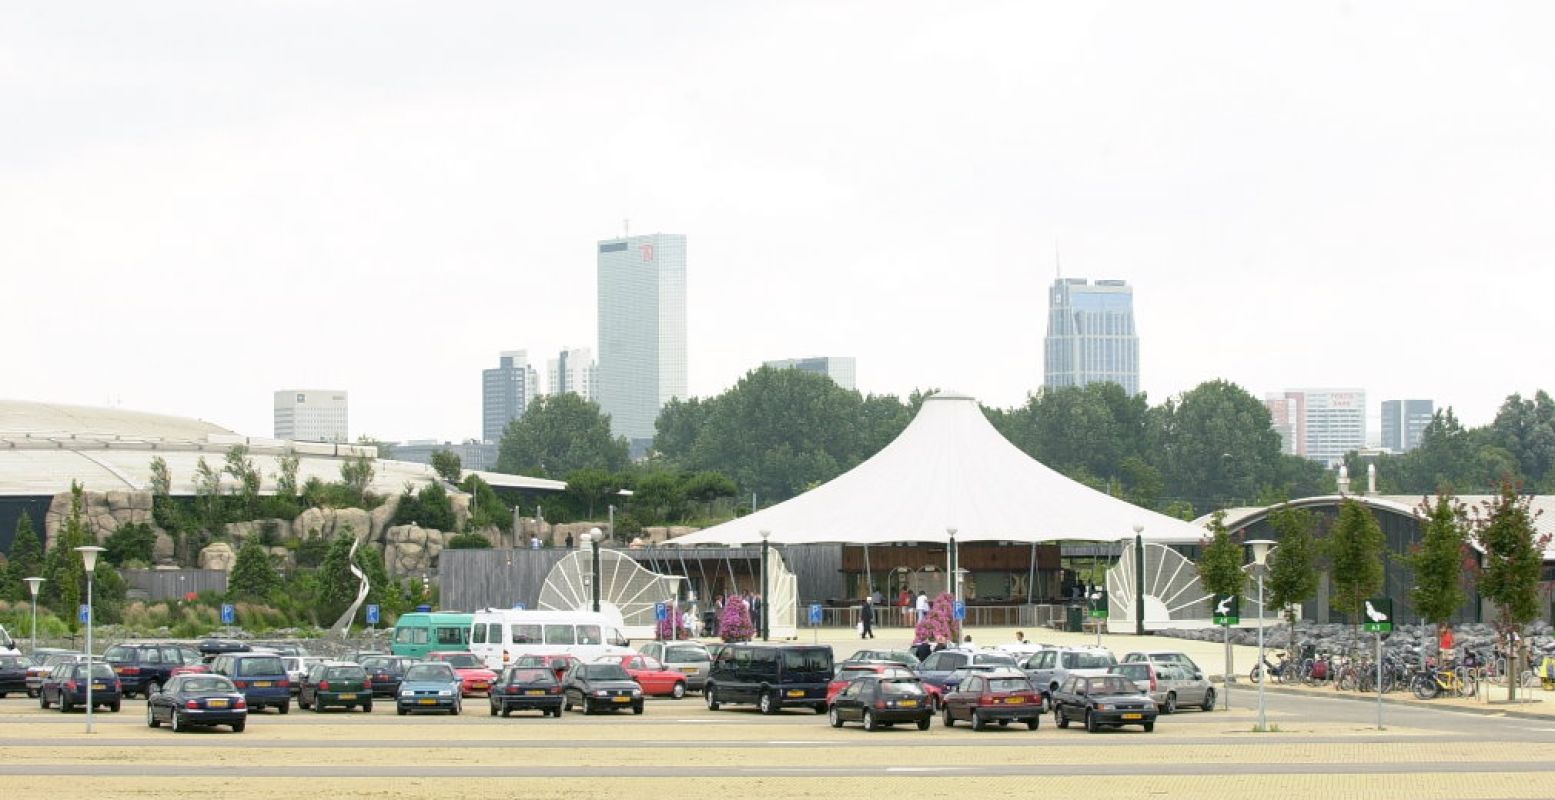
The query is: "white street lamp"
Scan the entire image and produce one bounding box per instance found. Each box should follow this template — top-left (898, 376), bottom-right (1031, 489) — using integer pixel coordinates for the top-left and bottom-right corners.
top-left (75, 545), bottom-right (106, 735)
top-left (24, 577), bottom-right (45, 656)
top-left (1246, 539), bottom-right (1277, 733)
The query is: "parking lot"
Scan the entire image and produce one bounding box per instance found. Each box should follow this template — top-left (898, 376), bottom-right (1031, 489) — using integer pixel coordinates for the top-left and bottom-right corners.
top-left (5, 626), bottom-right (1555, 798)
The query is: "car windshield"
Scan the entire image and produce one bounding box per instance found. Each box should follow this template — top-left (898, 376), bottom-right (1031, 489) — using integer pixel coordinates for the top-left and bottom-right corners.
top-left (879, 680), bottom-right (925, 696)
top-left (1067, 653), bottom-right (1117, 669)
top-left (103, 646), bottom-right (132, 663)
top-left (664, 646), bottom-right (709, 663)
top-left (783, 649), bottom-right (832, 673)
top-left (0, 656), bottom-right (29, 667)
top-left (837, 667), bottom-right (877, 680)
top-left (437, 654), bottom-right (482, 668)
top-left (237, 657), bottom-right (284, 677)
top-left (987, 678), bottom-right (1032, 692)
top-left (404, 664), bottom-right (455, 682)
top-left (326, 667), bottom-right (365, 680)
top-left (84, 664), bottom-right (116, 680)
top-left (972, 653), bottom-right (1016, 667)
top-left (183, 677), bottom-right (235, 693)
top-left (1085, 677), bottom-right (1138, 694)
top-left (581, 664), bottom-right (630, 680)
top-left (1112, 664), bottom-right (1151, 680)
top-left (509, 669), bottom-right (555, 684)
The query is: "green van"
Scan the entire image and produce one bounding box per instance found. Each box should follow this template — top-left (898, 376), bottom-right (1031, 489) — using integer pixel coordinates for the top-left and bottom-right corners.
top-left (390, 612), bottom-right (473, 659)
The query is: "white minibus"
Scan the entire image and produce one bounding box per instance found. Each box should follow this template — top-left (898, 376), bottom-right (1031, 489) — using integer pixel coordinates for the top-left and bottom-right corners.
top-left (468, 608), bottom-right (634, 669)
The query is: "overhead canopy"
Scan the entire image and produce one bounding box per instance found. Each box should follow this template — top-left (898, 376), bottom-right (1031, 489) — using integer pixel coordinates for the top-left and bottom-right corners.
top-left (672, 391), bottom-right (1208, 546)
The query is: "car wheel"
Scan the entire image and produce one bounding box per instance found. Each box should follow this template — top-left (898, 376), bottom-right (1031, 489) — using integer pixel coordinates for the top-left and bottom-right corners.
top-left (917, 716), bottom-right (931, 731)
top-left (278, 702), bottom-right (290, 715)
top-left (829, 706), bottom-right (844, 728)
top-left (172, 711), bottom-right (184, 733)
top-left (942, 705), bottom-right (954, 727)
top-left (313, 698), bottom-right (325, 713)
top-left (27, 688), bottom-right (37, 698)
top-left (1027, 717), bottom-right (1040, 731)
top-left (971, 710), bottom-right (985, 731)
top-left (451, 700), bottom-right (461, 716)
top-left (1056, 708), bottom-right (1069, 729)
top-left (397, 706), bottom-right (408, 716)
top-left (489, 703), bottom-right (498, 717)
top-left (632, 703), bottom-right (643, 715)
top-left (863, 710), bottom-right (877, 731)
top-left (704, 687), bottom-right (719, 711)
top-left (299, 695), bottom-right (310, 710)
top-left (39, 692), bottom-right (49, 710)
top-left (1201, 689), bottom-right (1216, 711)
top-left (671, 682), bottom-right (686, 700)
top-left (61, 697), bottom-right (72, 713)
top-left (1143, 721), bottom-right (1155, 733)
top-left (362, 701), bottom-right (372, 713)
top-left (147, 704), bottom-right (160, 728)
top-left (998, 719), bottom-right (1009, 727)
top-left (109, 701), bottom-right (120, 713)
top-left (232, 720), bottom-right (246, 733)
top-left (1085, 710), bottom-right (1098, 733)
top-left (564, 691), bottom-right (575, 712)
top-left (146, 682), bottom-right (161, 699)
top-left (1163, 693), bottom-right (1177, 714)
top-left (759, 692), bottom-right (776, 715)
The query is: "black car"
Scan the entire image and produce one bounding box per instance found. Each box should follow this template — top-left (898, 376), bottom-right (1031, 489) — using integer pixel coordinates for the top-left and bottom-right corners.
top-left (705, 644), bottom-right (833, 715)
top-left (299, 662), bottom-right (374, 713)
top-left (941, 670), bottom-right (1043, 730)
top-left (1052, 674), bottom-right (1158, 733)
top-left (490, 666), bottom-right (565, 717)
top-left (104, 642), bottom-right (206, 698)
top-left (360, 655), bottom-right (414, 698)
top-left (40, 662), bottom-right (122, 712)
top-left (148, 674), bottom-right (247, 733)
top-left (26, 651), bottom-right (82, 697)
top-left (828, 675), bottom-right (933, 731)
top-left (561, 662), bottom-right (643, 715)
top-left (198, 639), bottom-right (253, 661)
top-left (0, 654), bottom-right (32, 697)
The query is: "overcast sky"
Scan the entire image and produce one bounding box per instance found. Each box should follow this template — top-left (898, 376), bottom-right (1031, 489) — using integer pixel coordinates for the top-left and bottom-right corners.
top-left (5, 2), bottom-right (1553, 444)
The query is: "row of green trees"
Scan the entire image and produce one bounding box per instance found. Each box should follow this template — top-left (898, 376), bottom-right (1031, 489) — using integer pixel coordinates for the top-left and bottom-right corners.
top-left (1346, 392), bottom-right (1555, 496)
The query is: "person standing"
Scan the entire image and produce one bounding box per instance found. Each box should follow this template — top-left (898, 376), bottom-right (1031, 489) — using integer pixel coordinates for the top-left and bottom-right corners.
top-left (1439, 623), bottom-right (1456, 664)
top-left (899, 589), bottom-right (913, 626)
top-left (860, 597), bottom-right (876, 639)
top-left (915, 591), bottom-right (930, 621)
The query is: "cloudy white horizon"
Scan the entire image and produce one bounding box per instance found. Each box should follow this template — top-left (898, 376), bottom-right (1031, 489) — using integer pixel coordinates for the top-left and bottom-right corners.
top-left (4, 2), bottom-right (1552, 444)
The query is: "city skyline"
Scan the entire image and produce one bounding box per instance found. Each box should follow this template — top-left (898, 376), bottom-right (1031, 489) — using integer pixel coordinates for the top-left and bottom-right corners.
top-left (6, 5), bottom-right (1554, 442)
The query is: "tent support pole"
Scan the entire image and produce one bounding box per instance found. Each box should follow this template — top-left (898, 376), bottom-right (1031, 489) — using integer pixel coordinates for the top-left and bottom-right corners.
top-left (1135, 530), bottom-right (1146, 636)
top-left (1027, 540), bottom-right (1038, 608)
top-left (864, 544), bottom-right (872, 598)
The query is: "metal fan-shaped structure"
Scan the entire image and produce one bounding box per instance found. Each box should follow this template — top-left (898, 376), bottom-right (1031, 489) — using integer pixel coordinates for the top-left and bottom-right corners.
top-left (539, 550), bottom-right (680, 639)
top-left (766, 547), bottom-right (799, 640)
top-left (1105, 541), bottom-right (1263, 632)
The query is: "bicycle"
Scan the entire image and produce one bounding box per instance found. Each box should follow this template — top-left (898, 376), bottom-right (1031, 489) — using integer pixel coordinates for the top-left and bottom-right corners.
top-left (1411, 664), bottom-right (1477, 700)
top-left (1250, 651), bottom-right (1296, 684)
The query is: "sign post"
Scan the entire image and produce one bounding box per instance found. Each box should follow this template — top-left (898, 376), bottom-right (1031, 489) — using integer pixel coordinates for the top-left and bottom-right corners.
top-left (220, 603), bottom-right (235, 627)
top-left (809, 603), bottom-right (823, 644)
top-left (78, 604), bottom-right (90, 625)
top-left (1363, 597), bottom-right (1392, 730)
top-left (365, 603), bottom-right (380, 635)
top-left (1214, 595), bottom-right (1240, 711)
top-left (654, 602), bottom-right (668, 641)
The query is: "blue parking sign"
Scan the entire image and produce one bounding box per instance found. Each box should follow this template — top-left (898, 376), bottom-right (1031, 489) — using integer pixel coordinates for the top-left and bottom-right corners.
top-left (809, 604), bottom-right (823, 625)
top-left (954, 600), bottom-right (966, 621)
top-left (220, 603), bottom-right (235, 625)
top-left (365, 604), bottom-right (380, 625)
top-left (655, 602), bottom-right (668, 622)
top-left (78, 604), bottom-right (90, 624)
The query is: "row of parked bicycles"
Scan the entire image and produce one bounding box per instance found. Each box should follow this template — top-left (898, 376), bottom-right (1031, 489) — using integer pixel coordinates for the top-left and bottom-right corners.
top-left (1249, 645), bottom-right (1555, 700)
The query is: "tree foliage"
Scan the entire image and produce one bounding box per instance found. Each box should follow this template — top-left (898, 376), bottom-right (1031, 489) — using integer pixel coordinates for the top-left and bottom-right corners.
top-left (496, 393), bottom-right (629, 479)
top-left (228, 539), bottom-right (282, 602)
top-left (103, 522), bottom-right (156, 567)
top-left (1196, 512), bottom-right (1247, 602)
top-left (430, 450), bottom-right (462, 483)
top-left (1265, 503), bottom-right (1320, 626)
top-left (459, 474), bottom-right (511, 533)
top-left (392, 481), bottom-right (457, 532)
top-left (1325, 499), bottom-right (1385, 625)
top-left (149, 456), bottom-right (172, 497)
top-left (563, 468), bottom-right (619, 519)
top-left (1405, 495), bottom-right (1470, 627)
top-left (5, 512), bottom-right (43, 601)
top-left (1471, 483), bottom-right (1547, 636)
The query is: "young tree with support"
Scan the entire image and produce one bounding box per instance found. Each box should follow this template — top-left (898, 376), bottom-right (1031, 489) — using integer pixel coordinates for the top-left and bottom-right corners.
top-left (1325, 499), bottom-right (1385, 627)
top-left (1471, 482), bottom-right (1549, 702)
top-left (1266, 502), bottom-right (1320, 655)
top-left (1197, 511), bottom-right (1245, 703)
top-left (1405, 495), bottom-right (1470, 664)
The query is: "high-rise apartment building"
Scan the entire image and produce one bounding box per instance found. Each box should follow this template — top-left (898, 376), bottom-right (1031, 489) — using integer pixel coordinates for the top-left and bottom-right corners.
top-left (274, 390), bottom-right (349, 443)
top-left (1381, 399), bottom-right (1434, 453)
top-left (1266, 389), bottom-right (1366, 466)
top-left (1043, 278), bottom-right (1140, 396)
top-left (482, 351), bottom-right (540, 443)
top-left (762, 356), bottom-right (857, 390)
top-left (597, 233), bottom-right (687, 447)
top-left (547, 347), bottom-right (598, 402)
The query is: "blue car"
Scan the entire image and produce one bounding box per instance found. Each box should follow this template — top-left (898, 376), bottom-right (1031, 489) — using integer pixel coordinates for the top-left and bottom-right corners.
top-left (396, 662), bottom-right (463, 716)
top-left (210, 653), bottom-right (291, 714)
top-left (915, 649), bottom-right (1014, 691)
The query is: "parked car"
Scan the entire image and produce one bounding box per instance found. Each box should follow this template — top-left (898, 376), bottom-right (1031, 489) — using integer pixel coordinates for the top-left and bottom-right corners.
top-left (1051, 674), bottom-right (1158, 733)
top-left (827, 663), bottom-right (920, 703)
top-left (704, 644), bottom-right (833, 715)
top-left (0, 654), bottom-right (32, 697)
top-left (511, 653), bottom-right (580, 683)
top-left (427, 651), bottom-right (498, 696)
top-left (26, 651), bottom-right (83, 697)
top-left (283, 656), bottom-right (327, 694)
top-left (1109, 662), bottom-right (1215, 713)
top-left (828, 674), bottom-right (933, 731)
top-left (489, 666), bottom-right (565, 717)
top-left (198, 639), bottom-right (252, 661)
top-left (209, 652), bottom-right (291, 714)
top-left (147, 674), bottom-right (247, 733)
top-left (562, 662), bottom-right (644, 714)
top-left (104, 643), bottom-right (208, 698)
top-left (637, 641), bottom-right (712, 691)
top-left (596, 653), bottom-right (689, 698)
top-left (1121, 651), bottom-right (1202, 671)
top-left (941, 669), bottom-right (1043, 730)
top-left (359, 655), bottom-right (414, 698)
top-left (396, 662), bottom-right (463, 715)
top-left (836, 648), bottom-right (920, 672)
top-left (916, 649), bottom-right (1018, 691)
top-left (1022, 646), bottom-right (1118, 698)
top-left (40, 661), bottom-right (122, 712)
top-left (298, 661), bottom-right (374, 713)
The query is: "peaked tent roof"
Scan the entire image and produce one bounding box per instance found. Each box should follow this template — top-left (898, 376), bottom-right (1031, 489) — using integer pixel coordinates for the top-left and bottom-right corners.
top-left (672, 391), bottom-right (1208, 546)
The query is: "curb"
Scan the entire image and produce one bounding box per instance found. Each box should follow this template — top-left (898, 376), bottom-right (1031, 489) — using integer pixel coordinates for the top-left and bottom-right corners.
top-left (1226, 680), bottom-right (1554, 722)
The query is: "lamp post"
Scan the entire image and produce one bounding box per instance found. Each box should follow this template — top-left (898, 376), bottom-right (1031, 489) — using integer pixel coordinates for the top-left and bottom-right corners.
top-left (75, 545), bottom-right (106, 734)
top-left (24, 577), bottom-right (45, 655)
top-left (1132, 524), bottom-right (1145, 635)
top-left (759, 530), bottom-right (770, 641)
top-left (1246, 539), bottom-right (1276, 732)
top-left (587, 528), bottom-right (602, 613)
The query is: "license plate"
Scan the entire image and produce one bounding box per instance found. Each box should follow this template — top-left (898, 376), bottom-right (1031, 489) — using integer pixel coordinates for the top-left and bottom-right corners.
top-left (786, 690), bottom-right (805, 698)
top-left (418, 698), bottom-right (438, 705)
top-left (525, 690), bottom-right (546, 696)
top-left (1122, 713), bottom-right (1143, 720)
top-left (472, 683), bottom-right (488, 690)
top-left (681, 667), bottom-right (697, 674)
top-left (338, 693), bottom-right (356, 700)
top-left (612, 696), bottom-right (631, 703)
top-left (91, 684), bottom-right (106, 690)
top-left (1005, 697), bottom-right (1024, 704)
top-left (208, 699), bottom-right (228, 708)
top-left (254, 681), bottom-right (272, 688)
top-left (898, 699), bottom-right (918, 707)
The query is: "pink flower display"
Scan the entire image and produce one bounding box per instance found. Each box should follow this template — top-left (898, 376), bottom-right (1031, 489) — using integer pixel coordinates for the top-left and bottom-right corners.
top-left (913, 592), bottom-right (959, 645)
top-left (719, 597), bottom-right (756, 642)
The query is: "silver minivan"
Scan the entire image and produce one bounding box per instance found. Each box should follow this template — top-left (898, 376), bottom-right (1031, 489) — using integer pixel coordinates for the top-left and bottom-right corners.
top-left (637, 641), bottom-right (711, 692)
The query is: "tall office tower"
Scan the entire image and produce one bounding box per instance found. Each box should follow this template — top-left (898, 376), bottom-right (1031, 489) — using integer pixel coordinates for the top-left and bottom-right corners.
top-left (274, 390), bottom-right (349, 442)
top-left (547, 346), bottom-right (598, 402)
top-left (482, 351), bottom-right (540, 443)
top-left (1264, 393), bottom-right (1303, 456)
top-left (1271, 389), bottom-right (1366, 466)
top-left (762, 356), bottom-right (857, 391)
top-left (1043, 278), bottom-right (1140, 396)
top-left (597, 233), bottom-right (687, 448)
top-left (1381, 399), bottom-right (1434, 453)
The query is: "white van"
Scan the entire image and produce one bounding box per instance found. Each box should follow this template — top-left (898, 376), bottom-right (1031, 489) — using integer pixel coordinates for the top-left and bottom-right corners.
top-left (468, 609), bottom-right (634, 669)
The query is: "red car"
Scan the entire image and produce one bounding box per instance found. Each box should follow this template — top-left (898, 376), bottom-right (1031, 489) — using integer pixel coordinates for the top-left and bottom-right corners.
top-left (511, 654), bottom-right (580, 683)
top-left (596, 654), bottom-right (690, 699)
top-left (828, 663), bottom-right (942, 707)
top-left (427, 652), bottom-right (498, 697)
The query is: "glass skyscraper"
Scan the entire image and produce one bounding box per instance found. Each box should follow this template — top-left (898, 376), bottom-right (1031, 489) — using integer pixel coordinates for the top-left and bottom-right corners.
top-left (597, 233), bottom-right (687, 446)
top-left (1043, 278), bottom-right (1140, 396)
top-left (482, 350), bottom-right (539, 444)
top-left (1381, 399), bottom-right (1433, 453)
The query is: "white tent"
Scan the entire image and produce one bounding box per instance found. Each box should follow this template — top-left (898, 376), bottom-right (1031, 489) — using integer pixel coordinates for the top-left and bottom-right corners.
top-left (672, 391), bottom-right (1208, 546)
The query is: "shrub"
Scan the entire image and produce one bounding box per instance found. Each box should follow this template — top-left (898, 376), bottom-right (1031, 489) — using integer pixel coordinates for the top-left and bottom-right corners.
top-left (446, 533), bottom-right (492, 549)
